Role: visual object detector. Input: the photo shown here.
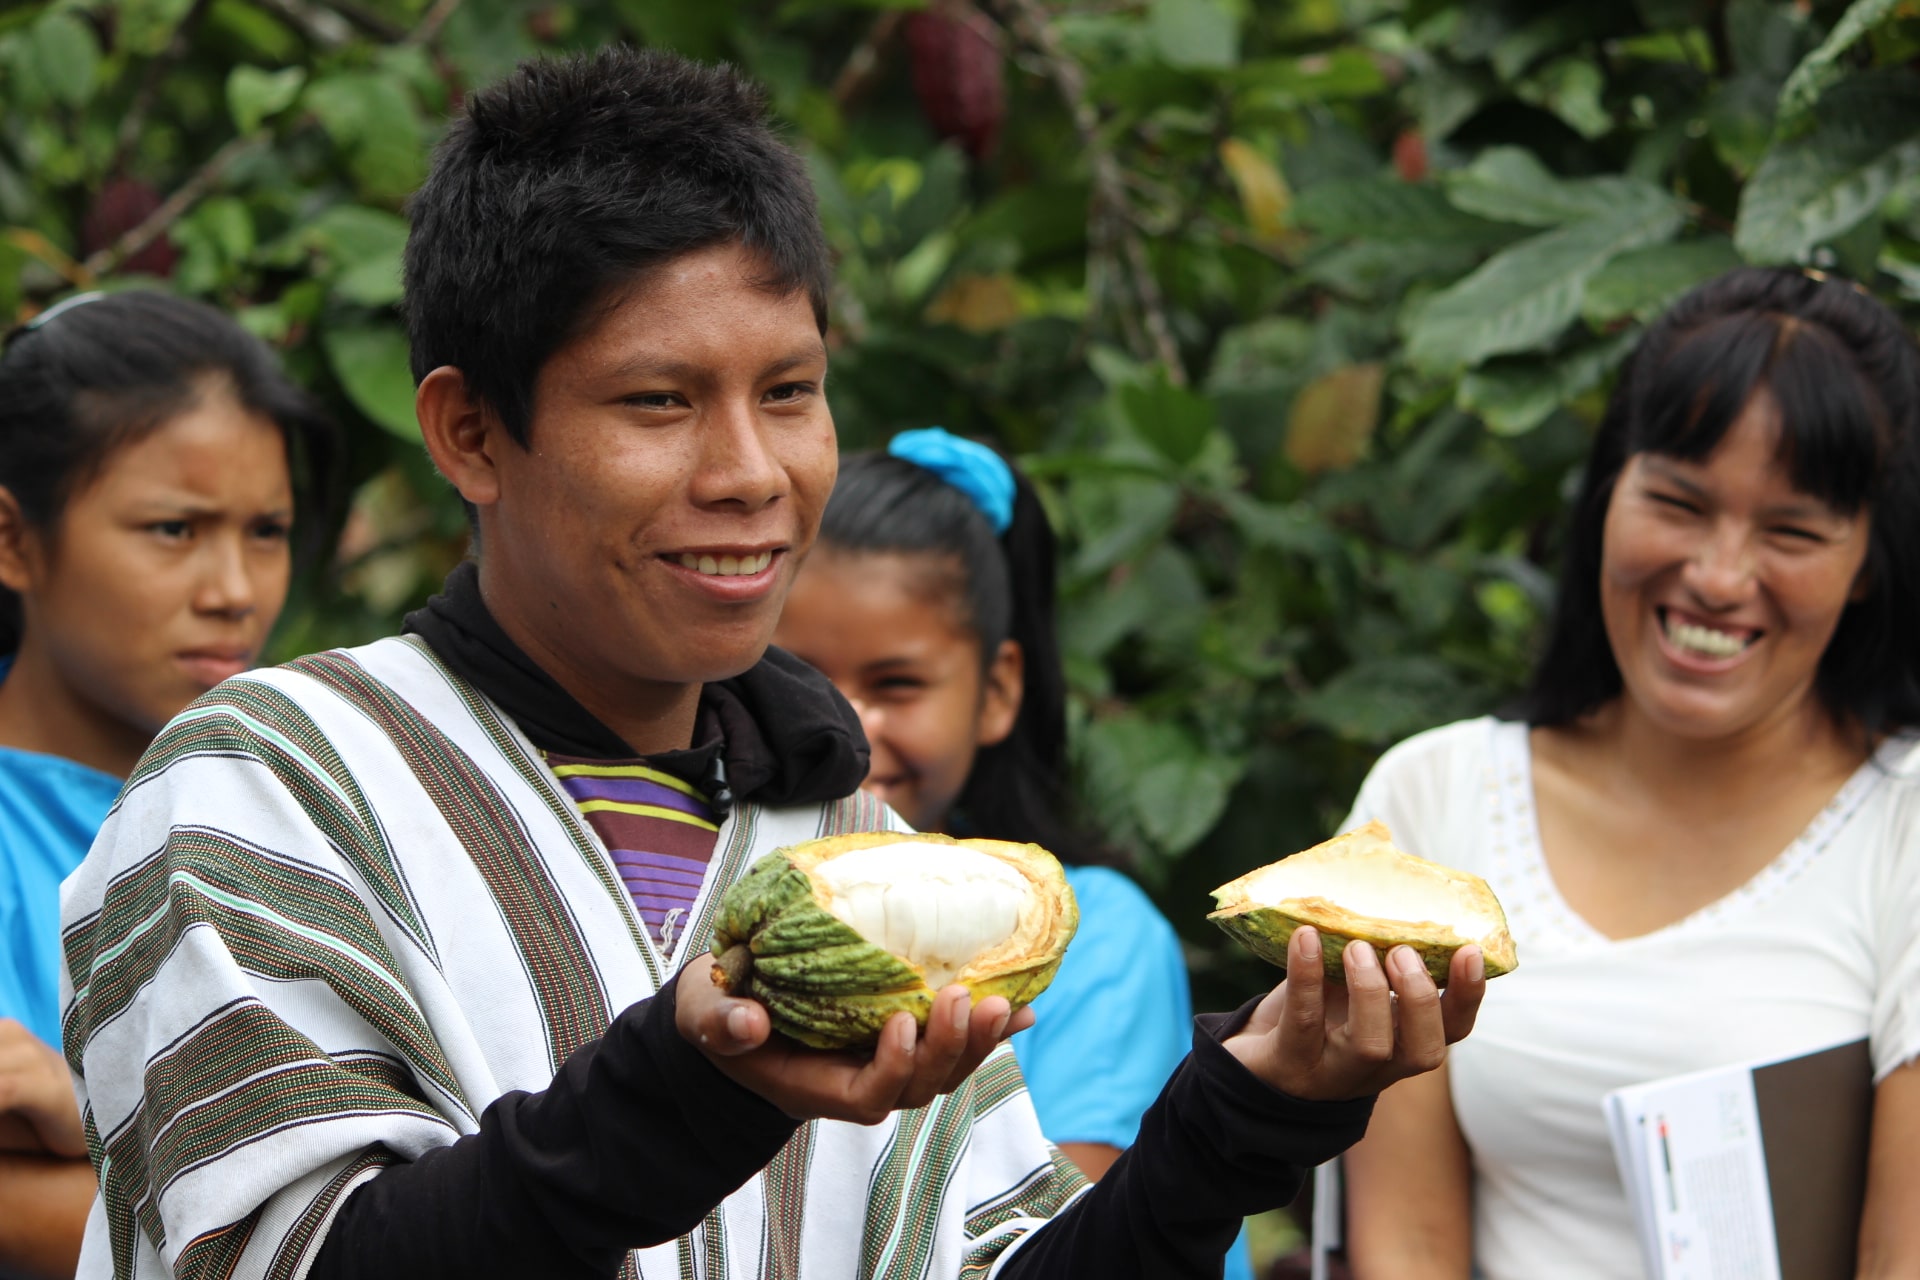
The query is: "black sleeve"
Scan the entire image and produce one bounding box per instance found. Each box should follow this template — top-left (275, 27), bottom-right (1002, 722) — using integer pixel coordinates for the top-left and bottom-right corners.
top-left (308, 973), bottom-right (801, 1280)
top-left (998, 1002), bottom-right (1376, 1279)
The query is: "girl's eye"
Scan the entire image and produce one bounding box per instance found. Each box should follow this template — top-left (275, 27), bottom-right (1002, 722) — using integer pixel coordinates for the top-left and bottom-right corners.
top-left (252, 519), bottom-right (292, 543)
top-left (873, 676), bottom-right (926, 698)
top-left (149, 520), bottom-right (192, 541)
top-left (1769, 524), bottom-right (1825, 544)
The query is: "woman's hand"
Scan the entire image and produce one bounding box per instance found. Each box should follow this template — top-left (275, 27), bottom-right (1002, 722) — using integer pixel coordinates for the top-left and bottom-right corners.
top-left (0, 1021), bottom-right (85, 1159)
top-left (1223, 926), bottom-right (1485, 1102)
top-left (675, 954), bottom-right (1034, 1124)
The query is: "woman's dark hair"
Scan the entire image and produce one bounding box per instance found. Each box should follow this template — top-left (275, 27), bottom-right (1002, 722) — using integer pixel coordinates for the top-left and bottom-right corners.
top-left (404, 47), bottom-right (831, 447)
top-left (1522, 266), bottom-right (1920, 736)
top-left (820, 450), bottom-right (1116, 866)
top-left (0, 290), bottom-right (340, 654)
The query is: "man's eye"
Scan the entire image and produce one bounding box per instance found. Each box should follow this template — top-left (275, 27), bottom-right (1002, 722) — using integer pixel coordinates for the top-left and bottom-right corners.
top-left (149, 520), bottom-right (192, 540)
top-left (253, 520), bottom-right (292, 542)
top-left (766, 382), bottom-right (815, 404)
top-left (625, 392), bottom-right (681, 409)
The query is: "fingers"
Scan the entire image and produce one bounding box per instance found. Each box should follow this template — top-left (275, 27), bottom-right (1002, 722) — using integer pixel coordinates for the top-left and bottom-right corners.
top-left (895, 987), bottom-right (988, 1110)
top-left (1440, 944), bottom-right (1487, 1045)
top-left (833, 1013), bottom-right (921, 1123)
top-left (1383, 946), bottom-right (1446, 1074)
top-left (675, 956), bottom-right (773, 1058)
top-left (1282, 927), bottom-right (1325, 1044)
top-left (1341, 941), bottom-right (1395, 1063)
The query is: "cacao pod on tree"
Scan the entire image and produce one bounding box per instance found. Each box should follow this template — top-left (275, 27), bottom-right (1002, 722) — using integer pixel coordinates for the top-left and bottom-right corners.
top-left (902, 6), bottom-right (1005, 161)
top-left (80, 177), bottom-right (176, 277)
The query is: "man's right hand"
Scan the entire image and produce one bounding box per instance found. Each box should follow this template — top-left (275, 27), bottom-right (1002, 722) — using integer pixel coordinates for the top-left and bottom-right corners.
top-left (675, 954), bottom-right (1033, 1124)
top-left (0, 1020), bottom-right (86, 1158)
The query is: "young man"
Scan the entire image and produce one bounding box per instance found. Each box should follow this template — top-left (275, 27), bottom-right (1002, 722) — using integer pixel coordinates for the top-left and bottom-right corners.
top-left (59, 48), bottom-right (1484, 1279)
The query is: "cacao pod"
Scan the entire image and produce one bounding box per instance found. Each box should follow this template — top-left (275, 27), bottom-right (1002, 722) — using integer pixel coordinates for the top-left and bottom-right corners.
top-left (1209, 820), bottom-right (1516, 984)
top-left (711, 831), bottom-right (1078, 1049)
top-left (902, 7), bottom-right (1005, 161)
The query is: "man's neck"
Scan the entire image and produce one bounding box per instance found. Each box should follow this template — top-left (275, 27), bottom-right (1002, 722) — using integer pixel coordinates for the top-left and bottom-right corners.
top-left (476, 565), bottom-right (703, 757)
top-left (0, 640), bottom-right (147, 777)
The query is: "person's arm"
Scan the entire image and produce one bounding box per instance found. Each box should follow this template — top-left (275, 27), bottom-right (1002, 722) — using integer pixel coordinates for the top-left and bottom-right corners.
top-left (1341, 1061), bottom-right (1473, 1279)
top-left (0, 1153), bottom-right (94, 1279)
top-left (311, 959), bottom-right (1026, 1280)
top-left (0, 1021), bottom-right (91, 1279)
top-left (995, 927), bottom-right (1485, 1279)
top-left (1857, 1060), bottom-right (1920, 1278)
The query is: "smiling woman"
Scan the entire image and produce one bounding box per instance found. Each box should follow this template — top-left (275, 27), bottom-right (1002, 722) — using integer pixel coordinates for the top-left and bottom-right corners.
top-left (1338, 267), bottom-right (1920, 1280)
top-left (0, 289), bottom-right (336, 1280)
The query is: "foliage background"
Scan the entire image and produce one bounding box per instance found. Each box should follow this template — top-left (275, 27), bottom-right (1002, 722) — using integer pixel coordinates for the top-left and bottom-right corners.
top-left (5, 0), bottom-right (1920, 1022)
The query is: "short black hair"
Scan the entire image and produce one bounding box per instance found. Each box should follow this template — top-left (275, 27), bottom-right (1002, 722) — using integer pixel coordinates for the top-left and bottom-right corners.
top-left (0, 290), bottom-right (340, 653)
top-left (1522, 266), bottom-right (1920, 736)
top-left (403, 47), bottom-right (832, 446)
top-left (821, 451), bottom-right (1121, 868)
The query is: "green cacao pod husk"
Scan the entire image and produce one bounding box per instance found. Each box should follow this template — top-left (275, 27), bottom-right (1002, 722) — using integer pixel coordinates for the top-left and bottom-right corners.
top-left (710, 831), bottom-right (1079, 1049)
top-left (1209, 820), bottom-right (1517, 985)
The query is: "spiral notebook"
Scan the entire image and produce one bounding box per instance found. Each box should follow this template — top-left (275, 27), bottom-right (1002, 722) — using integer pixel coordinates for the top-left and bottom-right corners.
top-left (1603, 1038), bottom-right (1873, 1280)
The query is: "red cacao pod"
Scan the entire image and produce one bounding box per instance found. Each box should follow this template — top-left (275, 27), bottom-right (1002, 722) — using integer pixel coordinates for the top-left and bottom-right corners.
top-left (81, 177), bottom-right (177, 277)
top-left (1391, 128), bottom-right (1428, 184)
top-left (902, 7), bottom-right (1004, 161)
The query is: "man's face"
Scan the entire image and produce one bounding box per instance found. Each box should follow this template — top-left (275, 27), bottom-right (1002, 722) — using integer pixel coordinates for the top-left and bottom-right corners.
top-left (478, 242), bottom-right (836, 697)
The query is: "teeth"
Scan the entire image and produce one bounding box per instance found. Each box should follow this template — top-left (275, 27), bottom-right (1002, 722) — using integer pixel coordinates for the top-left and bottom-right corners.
top-left (676, 551), bottom-right (773, 577)
top-left (1665, 616), bottom-right (1748, 658)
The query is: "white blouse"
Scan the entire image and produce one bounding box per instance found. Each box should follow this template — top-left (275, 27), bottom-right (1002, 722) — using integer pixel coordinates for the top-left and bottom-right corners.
top-left (1344, 717), bottom-right (1920, 1280)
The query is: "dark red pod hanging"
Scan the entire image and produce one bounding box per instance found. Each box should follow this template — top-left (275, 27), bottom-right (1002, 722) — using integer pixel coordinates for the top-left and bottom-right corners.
top-left (902, 6), bottom-right (1005, 161)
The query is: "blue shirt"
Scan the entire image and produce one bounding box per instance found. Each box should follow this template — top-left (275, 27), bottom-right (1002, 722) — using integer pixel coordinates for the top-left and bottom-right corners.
top-left (1013, 864), bottom-right (1254, 1280)
top-left (0, 701), bottom-right (122, 1050)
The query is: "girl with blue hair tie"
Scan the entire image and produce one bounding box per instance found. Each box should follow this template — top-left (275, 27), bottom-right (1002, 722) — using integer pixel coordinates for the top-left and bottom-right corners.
top-left (776, 428), bottom-right (1257, 1280)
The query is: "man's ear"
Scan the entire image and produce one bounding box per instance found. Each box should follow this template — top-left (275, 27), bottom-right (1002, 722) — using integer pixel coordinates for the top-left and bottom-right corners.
top-left (975, 639), bottom-right (1024, 749)
top-left (416, 366), bottom-right (506, 508)
top-left (0, 486), bottom-right (41, 595)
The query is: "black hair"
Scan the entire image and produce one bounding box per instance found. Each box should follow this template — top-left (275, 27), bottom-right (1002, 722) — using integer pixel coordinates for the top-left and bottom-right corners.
top-left (1522, 266), bottom-right (1920, 736)
top-left (0, 290), bottom-right (339, 654)
top-left (819, 450), bottom-right (1118, 867)
top-left (403, 46), bottom-right (832, 446)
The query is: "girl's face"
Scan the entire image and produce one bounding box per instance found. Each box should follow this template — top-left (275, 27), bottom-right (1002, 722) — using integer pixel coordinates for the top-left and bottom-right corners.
top-left (1600, 392), bottom-right (1872, 742)
top-left (775, 548), bottom-right (1020, 832)
top-left (0, 383), bottom-right (294, 739)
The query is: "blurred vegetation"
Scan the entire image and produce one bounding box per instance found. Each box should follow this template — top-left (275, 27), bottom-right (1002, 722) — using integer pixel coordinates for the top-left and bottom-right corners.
top-left (6, 0), bottom-right (1920, 1012)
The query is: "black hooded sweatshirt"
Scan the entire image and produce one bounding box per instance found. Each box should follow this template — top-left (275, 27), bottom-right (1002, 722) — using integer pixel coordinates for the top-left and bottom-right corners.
top-left (308, 564), bottom-right (1371, 1279)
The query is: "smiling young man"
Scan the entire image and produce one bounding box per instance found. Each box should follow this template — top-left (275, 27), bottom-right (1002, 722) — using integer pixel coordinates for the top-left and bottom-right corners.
top-left (58, 49), bottom-right (1483, 1280)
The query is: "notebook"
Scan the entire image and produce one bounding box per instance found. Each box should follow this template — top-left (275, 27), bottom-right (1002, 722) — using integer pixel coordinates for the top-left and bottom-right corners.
top-left (1603, 1038), bottom-right (1874, 1280)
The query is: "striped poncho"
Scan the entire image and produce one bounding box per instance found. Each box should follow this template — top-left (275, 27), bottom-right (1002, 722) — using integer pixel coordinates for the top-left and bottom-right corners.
top-left (58, 635), bottom-right (1087, 1279)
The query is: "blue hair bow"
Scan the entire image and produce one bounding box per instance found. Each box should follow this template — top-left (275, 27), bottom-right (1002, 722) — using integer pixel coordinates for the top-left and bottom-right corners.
top-left (887, 427), bottom-right (1015, 534)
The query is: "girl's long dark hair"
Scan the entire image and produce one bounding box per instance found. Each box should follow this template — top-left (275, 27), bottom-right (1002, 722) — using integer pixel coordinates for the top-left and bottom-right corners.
top-left (1521, 266), bottom-right (1920, 736)
top-left (820, 450), bottom-right (1115, 866)
top-left (0, 291), bottom-right (341, 655)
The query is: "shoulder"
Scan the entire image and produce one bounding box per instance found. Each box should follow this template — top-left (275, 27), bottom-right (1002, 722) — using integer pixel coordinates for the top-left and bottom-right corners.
top-left (1364, 715), bottom-right (1504, 784)
top-left (1345, 716), bottom-right (1509, 858)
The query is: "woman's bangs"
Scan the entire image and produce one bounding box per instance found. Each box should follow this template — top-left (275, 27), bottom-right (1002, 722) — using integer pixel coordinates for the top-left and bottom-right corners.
top-left (1629, 312), bottom-right (1883, 514)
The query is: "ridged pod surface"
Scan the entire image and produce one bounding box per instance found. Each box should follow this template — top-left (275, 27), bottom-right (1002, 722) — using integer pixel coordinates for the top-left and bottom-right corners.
top-left (1209, 820), bottom-right (1517, 985)
top-left (710, 831), bottom-right (1078, 1049)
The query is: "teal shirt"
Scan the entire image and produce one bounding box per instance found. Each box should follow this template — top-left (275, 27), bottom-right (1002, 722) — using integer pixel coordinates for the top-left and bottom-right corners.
top-left (0, 667), bottom-right (121, 1050)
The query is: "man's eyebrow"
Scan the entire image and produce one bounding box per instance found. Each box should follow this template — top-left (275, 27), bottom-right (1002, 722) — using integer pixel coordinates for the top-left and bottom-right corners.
top-left (603, 344), bottom-right (828, 385)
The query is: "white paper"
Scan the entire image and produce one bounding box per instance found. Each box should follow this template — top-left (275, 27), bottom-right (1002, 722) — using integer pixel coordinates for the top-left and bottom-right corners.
top-left (1607, 1065), bottom-right (1782, 1280)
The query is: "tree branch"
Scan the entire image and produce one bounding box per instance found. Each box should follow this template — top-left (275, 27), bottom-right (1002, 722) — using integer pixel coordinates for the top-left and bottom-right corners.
top-left (833, 10), bottom-right (904, 107)
top-left (107, 0), bottom-right (214, 178)
top-left (315, 0), bottom-right (407, 42)
top-left (80, 130), bottom-right (269, 279)
top-left (405, 0), bottom-right (463, 48)
top-left (250, 0), bottom-right (354, 48)
top-left (990, 0), bottom-right (1187, 383)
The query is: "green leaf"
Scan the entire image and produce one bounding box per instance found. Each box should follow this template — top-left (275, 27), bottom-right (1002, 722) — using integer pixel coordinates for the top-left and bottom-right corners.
top-left (1294, 177), bottom-right (1522, 245)
top-left (1295, 656), bottom-right (1474, 742)
top-left (1133, 749), bottom-right (1244, 854)
top-left (1404, 205), bottom-right (1685, 371)
top-left (323, 323), bottom-right (418, 439)
top-left (1147, 0), bottom-right (1238, 71)
top-left (1457, 332), bottom-right (1636, 435)
top-left (1735, 72), bottom-right (1920, 263)
top-left (1581, 238), bottom-right (1742, 324)
top-left (1116, 370), bottom-right (1217, 467)
top-left (304, 72), bottom-right (425, 202)
top-left (1235, 48), bottom-right (1385, 110)
top-left (32, 11), bottom-right (98, 108)
top-left (1514, 56), bottom-right (1612, 139)
top-left (296, 205), bottom-right (410, 308)
top-left (227, 64), bottom-right (307, 133)
top-left (116, 0), bottom-right (200, 55)
top-left (1445, 147), bottom-right (1676, 227)
top-left (1776, 0), bottom-right (1901, 137)
top-left (1489, 6), bottom-right (1617, 83)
